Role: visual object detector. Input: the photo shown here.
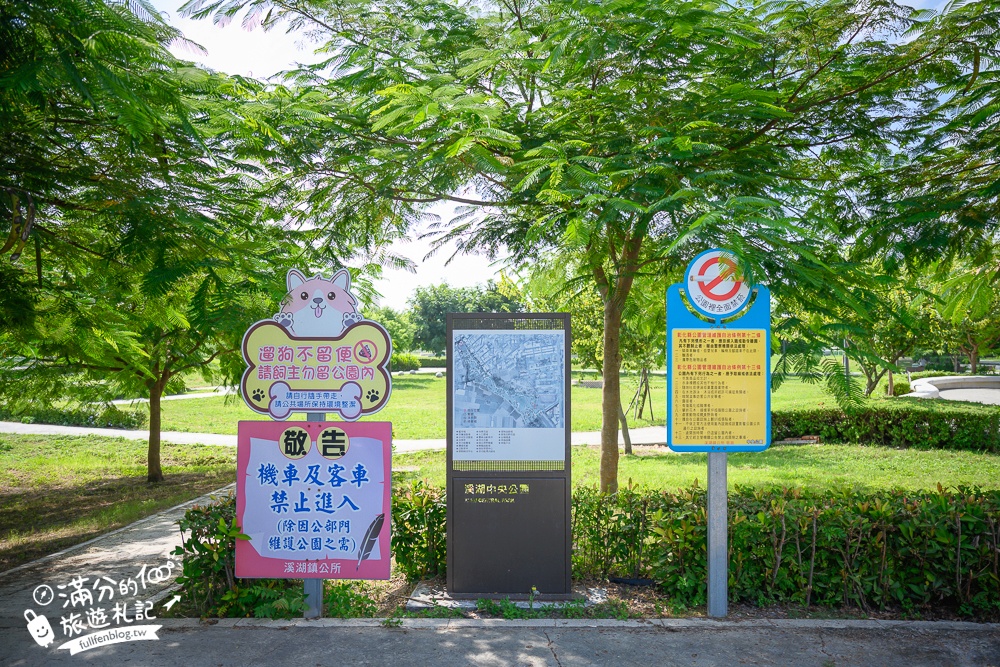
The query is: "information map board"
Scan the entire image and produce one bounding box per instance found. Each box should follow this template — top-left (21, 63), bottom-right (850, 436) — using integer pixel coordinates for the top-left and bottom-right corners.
top-left (667, 250), bottom-right (771, 453)
top-left (447, 313), bottom-right (571, 597)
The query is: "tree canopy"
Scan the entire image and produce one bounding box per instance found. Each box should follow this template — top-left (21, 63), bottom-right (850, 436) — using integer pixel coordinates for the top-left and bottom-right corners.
top-left (408, 280), bottom-right (525, 354)
top-left (183, 0), bottom-right (1000, 490)
top-left (0, 0), bottom-right (402, 481)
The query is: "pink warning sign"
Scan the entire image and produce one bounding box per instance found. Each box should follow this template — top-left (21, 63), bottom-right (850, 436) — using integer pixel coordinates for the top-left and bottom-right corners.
top-left (235, 420), bottom-right (392, 579)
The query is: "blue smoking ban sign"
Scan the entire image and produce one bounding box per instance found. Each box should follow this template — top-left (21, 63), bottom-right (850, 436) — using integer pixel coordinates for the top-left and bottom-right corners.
top-left (667, 249), bottom-right (772, 453)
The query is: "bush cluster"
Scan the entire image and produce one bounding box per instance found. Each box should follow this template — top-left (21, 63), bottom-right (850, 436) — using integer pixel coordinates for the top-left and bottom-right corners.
top-left (390, 352), bottom-right (421, 372)
top-left (0, 403), bottom-right (146, 429)
top-left (176, 483), bottom-right (1000, 618)
top-left (391, 484), bottom-right (1000, 616)
top-left (172, 496), bottom-right (306, 618)
top-left (418, 356), bottom-right (447, 368)
top-left (578, 485), bottom-right (1000, 615)
top-left (391, 481), bottom-right (447, 580)
top-left (772, 401), bottom-right (1000, 451)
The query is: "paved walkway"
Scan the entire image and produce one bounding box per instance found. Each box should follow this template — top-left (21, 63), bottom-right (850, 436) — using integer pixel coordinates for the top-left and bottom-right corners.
top-left (0, 421), bottom-right (668, 452)
top-left (4, 616), bottom-right (998, 666)
top-left (939, 388), bottom-right (1000, 406)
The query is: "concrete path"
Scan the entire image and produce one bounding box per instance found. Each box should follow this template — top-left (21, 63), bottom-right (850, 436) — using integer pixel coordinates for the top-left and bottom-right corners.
top-left (0, 485), bottom-right (235, 665)
top-left (939, 388), bottom-right (1000, 406)
top-left (3, 609), bottom-right (998, 665)
top-left (0, 421), bottom-right (668, 452)
top-left (111, 387), bottom-right (235, 406)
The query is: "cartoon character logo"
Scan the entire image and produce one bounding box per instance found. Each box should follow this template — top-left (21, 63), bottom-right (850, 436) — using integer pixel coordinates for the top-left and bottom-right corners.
top-left (24, 609), bottom-right (55, 647)
top-left (274, 269), bottom-right (363, 337)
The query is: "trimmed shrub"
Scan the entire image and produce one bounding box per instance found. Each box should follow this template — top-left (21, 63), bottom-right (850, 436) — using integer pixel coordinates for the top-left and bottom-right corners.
top-left (772, 401), bottom-right (1000, 452)
top-left (651, 485), bottom-right (1000, 614)
top-left (573, 485), bottom-right (1000, 615)
top-left (889, 377), bottom-right (911, 396)
top-left (391, 481), bottom-right (447, 580)
top-left (0, 403), bottom-right (147, 429)
top-left (178, 484), bottom-right (1000, 617)
top-left (418, 356), bottom-right (447, 368)
top-left (172, 495), bottom-right (306, 618)
top-left (910, 370), bottom-right (966, 380)
top-left (390, 352), bottom-right (421, 372)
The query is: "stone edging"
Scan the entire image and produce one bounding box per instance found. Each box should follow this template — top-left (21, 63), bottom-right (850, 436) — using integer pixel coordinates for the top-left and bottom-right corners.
top-left (154, 617), bottom-right (1000, 631)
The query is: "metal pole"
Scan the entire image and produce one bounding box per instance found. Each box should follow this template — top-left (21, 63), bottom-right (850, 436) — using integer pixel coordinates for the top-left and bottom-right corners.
top-left (706, 451), bottom-right (728, 618)
top-left (304, 412), bottom-right (325, 619)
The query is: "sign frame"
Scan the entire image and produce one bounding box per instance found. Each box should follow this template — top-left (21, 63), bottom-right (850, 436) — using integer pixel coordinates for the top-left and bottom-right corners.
top-left (446, 312), bottom-right (572, 599)
top-left (235, 419), bottom-right (393, 580)
top-left (666, 283), bottom-right (772, 453)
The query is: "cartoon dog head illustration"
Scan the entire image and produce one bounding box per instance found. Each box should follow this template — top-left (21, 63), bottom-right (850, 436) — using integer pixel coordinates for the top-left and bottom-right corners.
top-left (274, 269), bottom-right (362, 337)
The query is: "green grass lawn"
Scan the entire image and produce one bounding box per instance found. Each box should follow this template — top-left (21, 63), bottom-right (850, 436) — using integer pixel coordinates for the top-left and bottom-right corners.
top-left (159, 374), bottom-right (837, 438)
top-left (0, 434), bottom-right (235, 571)
top-left (394, 443), bottom-right (1000, 492)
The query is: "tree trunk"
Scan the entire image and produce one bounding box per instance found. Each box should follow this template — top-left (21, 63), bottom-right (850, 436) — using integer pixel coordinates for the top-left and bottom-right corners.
top-left (618, 401), bottom-right (632, 456)
top-left (887, 370), bottom-right (894, 396)
top-left (862, 368), bottom-right (877, 397)
top-left (953, 355), bottom-right (961, 373)
top-left (970, 345), bottom-right (979, 374)
top-left (147, 376), bottom-right (166, 483)
top-left (600, 297), bottom-right (624, 494)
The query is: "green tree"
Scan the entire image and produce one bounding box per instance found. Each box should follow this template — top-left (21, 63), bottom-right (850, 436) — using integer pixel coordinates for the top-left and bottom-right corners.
top-left (185, 0), bottom-right (975, 491)
top-left (1, 0), bottom-right (210, 263)
top-left (1, 266), bottom-right (275, 482)
top-left (928, 265), bottom-right (1000, 375)
top-left (791, 278), bottom-right (931, 397)
top-left (409, 281), bottom-right (525, 354)
top-left (367, 305), bottom-right (416, 352)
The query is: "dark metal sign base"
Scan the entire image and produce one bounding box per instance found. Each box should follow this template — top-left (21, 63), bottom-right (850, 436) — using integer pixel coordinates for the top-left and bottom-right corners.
top-left (446, 313), bottom-right (572, 597)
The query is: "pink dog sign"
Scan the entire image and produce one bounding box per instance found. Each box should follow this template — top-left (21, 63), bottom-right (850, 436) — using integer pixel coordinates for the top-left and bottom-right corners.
top-left (240, 269), bottom-right (393, 421)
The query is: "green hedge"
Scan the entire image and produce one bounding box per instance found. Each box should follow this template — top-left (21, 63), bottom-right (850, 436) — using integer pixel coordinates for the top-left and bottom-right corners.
top-left (772, 401), bottom-right (1000, 452)
top-left (399, 484), bottom-right (1000, 615)
top-left (909, 370), bottom-right (965, 380)
top-left (417, 356), bottom-right (446, 368)
top-left (390, 352), bottom-right (421, 372)
top-left (177, 483), bottom-right (1000, 617)
top-left (575, 485), bottom-right (1000, 614)
top-left (0, 403), bottom-right (147, 429)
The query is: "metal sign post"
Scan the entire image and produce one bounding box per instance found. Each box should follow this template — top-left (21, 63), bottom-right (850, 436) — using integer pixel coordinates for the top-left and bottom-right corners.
top-left (666, 249), bottom-right (771, 618)
top-left (303, 411), bottom-right (325, 619)
top-left (706, 452), bottom-right (727, 618)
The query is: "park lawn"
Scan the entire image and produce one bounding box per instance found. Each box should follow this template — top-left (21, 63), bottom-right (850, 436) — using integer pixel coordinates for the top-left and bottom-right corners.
top-left (393, 443), bottom-right (1000, 492)
top-left (0, 434), bottom-right (235, 571)
top-left (160, 374), bottom-right (835, 438)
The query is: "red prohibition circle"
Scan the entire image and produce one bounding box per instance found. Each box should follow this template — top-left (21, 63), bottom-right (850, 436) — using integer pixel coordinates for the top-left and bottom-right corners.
top-left (697, 257), bottom-right (741, 301)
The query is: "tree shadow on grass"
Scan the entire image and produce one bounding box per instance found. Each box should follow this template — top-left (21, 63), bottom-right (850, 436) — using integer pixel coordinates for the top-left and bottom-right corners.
top-left (0, 471), bottom-right (233, 571)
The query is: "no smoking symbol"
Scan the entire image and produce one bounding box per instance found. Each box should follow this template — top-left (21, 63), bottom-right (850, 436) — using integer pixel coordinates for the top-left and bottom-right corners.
top-left (684, 249), bottom-right (751, 318)
top-left (695, 256), bottom-right (742, 301)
